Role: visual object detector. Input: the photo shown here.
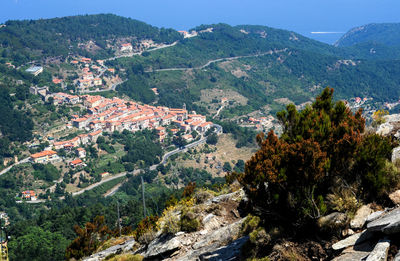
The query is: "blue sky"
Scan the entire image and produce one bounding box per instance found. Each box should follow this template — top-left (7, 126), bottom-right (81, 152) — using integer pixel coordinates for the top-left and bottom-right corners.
top-left (1, 0), bottom-right (399, 44)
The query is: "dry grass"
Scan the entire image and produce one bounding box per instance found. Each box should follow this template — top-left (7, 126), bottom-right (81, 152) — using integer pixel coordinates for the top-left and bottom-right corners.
top-left (176, 134), bottom-right (255, 177)
top-left (105, 253), bottom-right (143, 261)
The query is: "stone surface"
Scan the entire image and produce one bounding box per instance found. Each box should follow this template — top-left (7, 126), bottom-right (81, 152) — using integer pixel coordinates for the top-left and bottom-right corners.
top-left (366, 211), bottom-right (385, 223)
top-left (367, 207), bottom-right (400, 234)
top-left (350, 205), bottom-right (374, 229)
top-left (342, 228), bottom-right (355, 237)
top-left (377, 122), bottom-right (394, 136)
top-left (389, 190), bottom-right (400, 205)
top-left (394, 250), bottom-right (400, 261)
top-left (193, 219), bottom-right (244, 250)
top-left (207, 189), bottom-right (244, 204)
top-left (333, 241), bottom-right (375, 261)
top-left (318, 212), bottom-right (348, 229)
top-left (365, 239), bottom-right (390, 261)
top-left (332, 230), bottom-right (373, 250)
top-left (144, 234), bottom-right (187, 258)
top-left (392, 147), bottom-right (400, 163)
top-left (181, 236), bottom-right (248, 261)
top-left (83, 238), bottom-right (136, 261)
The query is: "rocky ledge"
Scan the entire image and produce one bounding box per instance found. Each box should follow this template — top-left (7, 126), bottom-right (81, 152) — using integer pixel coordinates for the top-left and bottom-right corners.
top-left (332, 200), bottom-right (400, 260)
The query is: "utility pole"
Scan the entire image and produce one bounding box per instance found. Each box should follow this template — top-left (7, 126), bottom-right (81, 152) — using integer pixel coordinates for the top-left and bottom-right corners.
top-left (141, 177), bottom-right (146, 218)
top-left (117, 201), bottom-right (121, 237)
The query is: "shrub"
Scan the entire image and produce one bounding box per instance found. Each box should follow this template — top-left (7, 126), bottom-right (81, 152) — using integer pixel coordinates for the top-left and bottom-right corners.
top-left (161, 210), bottom-right (180, 235)
top-left (238, 88), bottom-right (395, 230)
top-left (180, 208), bottom-right (200, 232)
top-left (133, 216), bottom-right (159, 244)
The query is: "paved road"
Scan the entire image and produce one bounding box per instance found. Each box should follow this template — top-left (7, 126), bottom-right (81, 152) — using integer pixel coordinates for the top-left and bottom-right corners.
top-left (213, 105), bottom-right (226, 119)
top-left (145, 49), bottom-right (288, 73)
top-left (105, 41), bottom-right (178, 62)
top-left (0, 157), bottom-right (30, 177)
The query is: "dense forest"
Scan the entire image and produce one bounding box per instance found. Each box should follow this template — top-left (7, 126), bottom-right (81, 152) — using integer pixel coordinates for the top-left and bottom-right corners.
top-left (0, 14), bottom-right (182, 63)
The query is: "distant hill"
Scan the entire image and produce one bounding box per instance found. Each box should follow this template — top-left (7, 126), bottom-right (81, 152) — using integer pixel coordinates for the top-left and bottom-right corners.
top-left (335, 23), bottom-right (400, 47)
top-left (0, 14), bottom-right (181, 63)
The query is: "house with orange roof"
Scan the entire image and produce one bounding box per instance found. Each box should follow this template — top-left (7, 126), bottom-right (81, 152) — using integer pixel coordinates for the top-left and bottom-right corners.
top-left (78, 134), bottom-right (90, 145)
top-left (93, 78), bottom-right (102, 86)
top-left (182, 134), bottom-right (193, 142)
top-left (188, 114), bottom-right (206, 123)
top-left (170, 129), bottom-right (179, 134)
top-left (120, 43), bottom-right (133, 52)
top-left (76, 148), bottom-right (86, 158)
top-left (22, 190), bottom-right (36, 200)
top-left (30, 150), bottom-right (59, 163)
top-left (70, 158), bottom-right (85, 168)
top-left (81, 57), bottom-right (92, 63)
top-left (52, 78), bottom-right (62, 84)
top-left (89, 130), bottom-right (102, 143)
top-left (161, 114), bottom-right (177, 125)
top-left (72, 117), bottom-right (89, 129)
top-left (100, 172), bottom-right (110, 178)
top-left (197, 122), bottom-right (213, 133)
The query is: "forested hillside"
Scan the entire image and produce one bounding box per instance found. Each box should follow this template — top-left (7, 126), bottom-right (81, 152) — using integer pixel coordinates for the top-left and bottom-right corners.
top-left (336, 23), bottom-right (400, 47)
top-left (0, 14), bottom-right (181, 63)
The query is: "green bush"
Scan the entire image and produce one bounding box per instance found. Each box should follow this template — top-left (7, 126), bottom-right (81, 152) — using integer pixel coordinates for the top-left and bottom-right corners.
top-left (180, 208), bottom-right (200, 232)
top-left (238, 88), bottom-right (396, 230)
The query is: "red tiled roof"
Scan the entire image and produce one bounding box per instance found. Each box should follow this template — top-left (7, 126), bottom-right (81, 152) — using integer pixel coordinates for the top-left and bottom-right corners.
top-left (31, 150), bottom-right (57, 159)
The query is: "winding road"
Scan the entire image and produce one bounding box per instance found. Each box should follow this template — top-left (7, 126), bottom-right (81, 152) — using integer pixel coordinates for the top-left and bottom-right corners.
top-left (145, 48), bottom-right (288, 73)
top-left (16, 124), bottom-right (222, 203)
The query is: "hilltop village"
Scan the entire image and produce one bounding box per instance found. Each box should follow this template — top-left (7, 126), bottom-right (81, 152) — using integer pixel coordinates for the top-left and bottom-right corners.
top-left (29, 92), bottom-right (213, 165)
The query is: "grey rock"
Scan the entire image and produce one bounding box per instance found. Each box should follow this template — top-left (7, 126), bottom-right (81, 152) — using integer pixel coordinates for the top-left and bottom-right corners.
top-left (389, 190), bottom-right (400, 205)
top-left (333, 241), bottom-right (375, 261)
top-left (332, 230), bottom-right (374, 250)
top-left (333, 251), bottom-right (371, 261)
top-left (207, 189), bottom-right (244, 204)
top-left (377, 122), bottom-right (393, 136)
top-left (83, 238), bottom-right (136, 261)
top-left (144, 234), bottom-right (188, 258)
top-left (366, 239), bottom-right (390, 261)
top-left (342, 228), bottom-right (355, 237)
top-left (367, 207), bottom-right (400, 234)
top-left (193, 219), bottom-right (244, 250)
top-left (392, 147), bottom-right (400, 163)
top-left (367, 211), bottom-right (385, 223)
top-left (394, 250), bottom-right (400, 261)
top-left (351, 205), bottom-right (374, 229)
top-left (198, 236), bottom-right (248, 261)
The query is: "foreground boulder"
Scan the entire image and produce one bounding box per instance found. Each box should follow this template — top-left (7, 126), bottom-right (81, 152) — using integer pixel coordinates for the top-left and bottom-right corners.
top-left (367, 208), bottom-right (400, 234)
top-left (332, 230), bottom-right (373, 250)
top-left (365, 239), bottom-right (390, 261)
top-left (350, 205), bottom-right (374, 230)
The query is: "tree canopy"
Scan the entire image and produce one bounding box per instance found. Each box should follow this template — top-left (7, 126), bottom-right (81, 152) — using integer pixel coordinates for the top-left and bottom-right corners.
top-left (238, 87), bottom-right (397, 228)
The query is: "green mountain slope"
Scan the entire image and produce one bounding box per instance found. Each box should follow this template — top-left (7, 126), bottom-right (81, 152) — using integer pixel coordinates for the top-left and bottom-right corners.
top-left (336, 23), bottom-right (400, 47)
top-left (0, 14), bottom-right (181, 63)
top-left (108, 23), bottom-right (400, 117)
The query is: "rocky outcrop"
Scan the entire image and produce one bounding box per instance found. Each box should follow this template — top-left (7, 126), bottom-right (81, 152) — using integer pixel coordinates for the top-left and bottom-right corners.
top-left (350, 204), bottom-right (374, 230)
top-left (83, 238), bottom-right (136, 261)
top-left (334, 207), bottom-right (400, 260)
top-left (389, 189), bottom-right (400, 205)
top-left (365, 239), bottom-right (390, 261)
top-left (367, 208), bottom-right (400, 234)
top-left (332, 230), bottom-right (373, 250)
